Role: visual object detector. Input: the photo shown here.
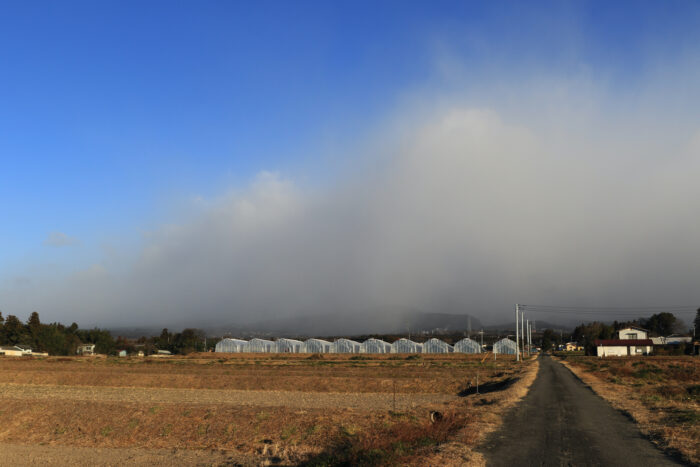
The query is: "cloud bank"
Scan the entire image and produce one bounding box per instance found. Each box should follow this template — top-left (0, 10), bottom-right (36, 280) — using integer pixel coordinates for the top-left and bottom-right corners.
top-left (3, 83), bottom-right (700, 329)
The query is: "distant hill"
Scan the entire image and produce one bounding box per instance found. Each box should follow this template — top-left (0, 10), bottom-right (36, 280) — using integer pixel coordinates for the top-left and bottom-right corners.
top-left (209, 311), bottom-right (483, 338)
top-left (484, 320), bottom-right (574, 333)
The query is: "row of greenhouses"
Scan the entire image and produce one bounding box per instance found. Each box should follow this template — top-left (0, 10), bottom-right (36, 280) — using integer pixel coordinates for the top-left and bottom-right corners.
top-left (215, 337), bottom-right (516, 354)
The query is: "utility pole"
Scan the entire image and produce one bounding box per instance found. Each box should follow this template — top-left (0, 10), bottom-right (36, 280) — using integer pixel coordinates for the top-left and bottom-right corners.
top-left (526, 319), bottom-right (529, 355)
top-left (478, 329), bottom-right (484, 350)
top-left (521, 310), bottom-right (526, 356)
top-left (515, 304), bottom-right (520, 362)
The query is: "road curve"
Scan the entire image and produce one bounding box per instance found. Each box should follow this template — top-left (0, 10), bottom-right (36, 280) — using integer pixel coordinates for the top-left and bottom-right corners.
top-left (480, 354), bottom-right (684, 466)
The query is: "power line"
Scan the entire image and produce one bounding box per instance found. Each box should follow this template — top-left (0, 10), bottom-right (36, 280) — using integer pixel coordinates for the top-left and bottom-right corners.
top-left (521, 304), bottom-right (696, 310)
top-left (519, 304), bottom-right (697, 315)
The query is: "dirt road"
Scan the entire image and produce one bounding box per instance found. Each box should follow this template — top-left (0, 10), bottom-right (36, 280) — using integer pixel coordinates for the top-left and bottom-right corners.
top-left (480, 355), bottom-right (684, 466)
top-left (0, 383), bottom-right (453, 411)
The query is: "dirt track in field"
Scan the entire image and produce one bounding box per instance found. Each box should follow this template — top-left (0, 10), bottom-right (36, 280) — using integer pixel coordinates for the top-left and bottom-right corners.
top-left (0, 382), bottom-right (455, 411)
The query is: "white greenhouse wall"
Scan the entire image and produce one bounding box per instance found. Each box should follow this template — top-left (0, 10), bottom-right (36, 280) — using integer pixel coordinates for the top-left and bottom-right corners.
top-left (361, 338), bottom-right (392, 353)
top-left (304, 339), bottom-right (333, 353)
top-left (453, 338), bottom-right (481, 353)
top-left (277, 338), bottom-right (304, 353)
top-left (215, 338), bottom-right (248, 353)
top-left (493, 338), bottom-right (517, 355)
top-left (247, 338), bottom-right (277, 353)
top-left (422, 338), bottom-right (452, 353)
top-left (333, 339), bottom-right (361, 353)
top-left (391, 338), bottom-right (423, 353)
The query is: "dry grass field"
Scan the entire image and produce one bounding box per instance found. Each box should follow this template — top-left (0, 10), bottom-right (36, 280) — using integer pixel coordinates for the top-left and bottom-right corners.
top-left (0, 352), bottom-right (538, 466)
top-left (558, 355), bottom-right (699, 465)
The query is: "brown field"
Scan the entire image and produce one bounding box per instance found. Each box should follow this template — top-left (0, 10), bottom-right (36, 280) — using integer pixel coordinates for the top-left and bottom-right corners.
top-left (557, 355), bottom-right (699, 465)
top-left (0, 352), bottom-right (538, 466)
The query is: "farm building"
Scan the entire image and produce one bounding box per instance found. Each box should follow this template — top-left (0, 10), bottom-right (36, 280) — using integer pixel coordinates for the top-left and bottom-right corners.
top-left (0, 346), bottom-right (30, 357)
top-left (564, 342), bottom-right (583, 351)
top-left (595, 339), bottom-right (653, 357)
top-left (391, 338), bottom-right (423, 354)
top-left (246, 338), bottom-right (277, 353)
top-left (215, 338), bottom-right (248, 353)
top-left (76, 344), bottom-right (95, 355)
top-left (422, 338), bottom-right (453, 353)
top-left (362, 338), bottom-right (392, 353)
top-left (333, 338), bottom-right (361, 353)
top-left (276, 338), bottom-right (304, 353)
top-left (304, 338), bottom-right (332, 353)
top-left (453, 338), bottom-right (481, 353)
top-left (493, 338), bottom-right (517, 355)
top-left (664, 335), bottom-right (692, 345)
top-left (596, 326), bottom-right (653, 356)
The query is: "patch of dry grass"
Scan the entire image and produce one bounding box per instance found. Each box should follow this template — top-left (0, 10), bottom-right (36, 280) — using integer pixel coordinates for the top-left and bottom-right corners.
top-left (0, 353), bottom-right (539, 465)
top-left (558, 356), bottom-right (699, 465)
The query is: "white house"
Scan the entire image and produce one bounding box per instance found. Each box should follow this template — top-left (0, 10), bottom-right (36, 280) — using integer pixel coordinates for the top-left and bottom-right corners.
top-left (596, 326), bottom-right (653, 357)
top-left (617, 326), bottom-right (649, 340)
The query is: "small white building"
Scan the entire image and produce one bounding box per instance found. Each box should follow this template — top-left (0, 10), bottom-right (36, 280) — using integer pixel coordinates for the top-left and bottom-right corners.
top-left (664, 334), bottom-right (692, 345)
top-left (77, 344), bottom-right (96, 356)
top-left (0, 346), bottom-right (30, 357)
top-left (596, 327), bottom-right (653, 357)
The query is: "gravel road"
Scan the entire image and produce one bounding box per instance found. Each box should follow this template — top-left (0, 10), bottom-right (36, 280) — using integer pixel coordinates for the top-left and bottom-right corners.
top-left (0, 383), bottom-right (454, 411)
top-left (480, 355), bottom-right (684, 466)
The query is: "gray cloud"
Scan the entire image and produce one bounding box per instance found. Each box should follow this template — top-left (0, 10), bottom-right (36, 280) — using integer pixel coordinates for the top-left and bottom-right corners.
top-left (43, 231), bottom-right (79, 247)
top-left (4, 86), bottom-right (700, 329)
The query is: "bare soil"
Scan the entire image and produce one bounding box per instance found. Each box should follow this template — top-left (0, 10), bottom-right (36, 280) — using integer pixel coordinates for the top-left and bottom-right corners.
top-left (0, 353), bottom-right (537, 465)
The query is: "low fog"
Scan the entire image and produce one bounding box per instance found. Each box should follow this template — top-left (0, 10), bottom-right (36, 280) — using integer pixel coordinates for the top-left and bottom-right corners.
top-left (4, 92), bottom-right (700, 330)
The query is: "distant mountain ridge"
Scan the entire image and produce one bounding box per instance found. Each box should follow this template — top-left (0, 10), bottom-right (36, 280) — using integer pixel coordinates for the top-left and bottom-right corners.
top-left (210, 311), bottom-right (484, 338)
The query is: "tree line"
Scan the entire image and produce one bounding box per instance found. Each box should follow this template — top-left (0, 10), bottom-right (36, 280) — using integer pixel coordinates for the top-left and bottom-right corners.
top-left (540, 311), bottom-right (698, 355)
top-left (0, 312), bottom-right (212, 356)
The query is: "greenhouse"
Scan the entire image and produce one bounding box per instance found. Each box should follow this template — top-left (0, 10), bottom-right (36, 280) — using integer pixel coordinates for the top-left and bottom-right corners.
top-left (215, 338), bottom-right (248, 353)
top-left (361, 338), bottom-right (392, 353)
top-left (493, 338), bottom-right (517, 355)
top-left (304, 338), bottom-right (332, 353)
top-left (333, 338), bottom-right (361, 353)
top-left (422, 338), bottom-right (453, 353)
top-left (453, 338), bottom-right (481, 354)
top-left (276, 338), bottom-right (304, 353)
top-left (391, 338), bottom-right (423, 354)
top-left (247, 338), bottom-right (277, 353)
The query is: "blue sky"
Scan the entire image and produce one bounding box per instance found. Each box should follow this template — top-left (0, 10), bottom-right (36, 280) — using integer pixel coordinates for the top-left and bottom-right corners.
top-left (2, 1), bottom-right (700, 325)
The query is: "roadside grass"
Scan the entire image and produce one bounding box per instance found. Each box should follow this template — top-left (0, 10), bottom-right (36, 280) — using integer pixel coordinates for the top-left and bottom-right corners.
top-left (302, 410), bottom-right (473, 466)
top-left (559, 356), bottom-right (699, 465)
